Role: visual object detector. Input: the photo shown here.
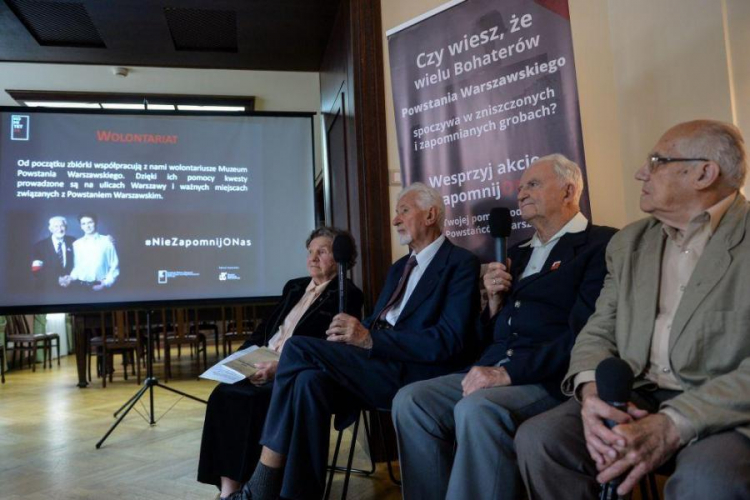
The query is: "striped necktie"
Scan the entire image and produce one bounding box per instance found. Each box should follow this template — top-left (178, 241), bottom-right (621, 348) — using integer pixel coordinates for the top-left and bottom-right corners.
top-left (378, 255), bottom-right (418, 321)
top-left (56, 241), bottom-right (64, 266)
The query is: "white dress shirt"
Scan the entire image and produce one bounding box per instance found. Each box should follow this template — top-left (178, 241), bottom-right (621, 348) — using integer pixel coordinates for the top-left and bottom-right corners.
top-left (519, 212), bottom-right (588, 278)
top-left (385, 234), bottom-right (446, 325)
top-left (70, 233), bottom-right (120, 286)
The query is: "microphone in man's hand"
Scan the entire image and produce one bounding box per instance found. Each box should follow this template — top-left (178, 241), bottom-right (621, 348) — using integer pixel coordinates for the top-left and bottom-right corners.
top-left (333, 235), bottom-right (354, 313)
top-left (596, 357), bottom-right (634, 429)
top-left (595, 357), bottom-right (635, 500)
top-left (489, 207), bottom-right (513, 264)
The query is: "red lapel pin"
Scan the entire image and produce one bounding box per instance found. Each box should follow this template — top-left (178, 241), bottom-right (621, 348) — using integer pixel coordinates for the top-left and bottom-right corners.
top-left (550, 261), bottom-right (561, 270)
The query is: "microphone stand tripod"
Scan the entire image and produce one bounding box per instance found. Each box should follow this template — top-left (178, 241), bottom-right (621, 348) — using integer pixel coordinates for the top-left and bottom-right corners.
top-left (96, 310), bottom-right (207, 449)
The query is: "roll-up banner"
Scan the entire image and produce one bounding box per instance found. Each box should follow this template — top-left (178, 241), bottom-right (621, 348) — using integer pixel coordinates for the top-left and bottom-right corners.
top-left (387, 0), bottom-right (589, 262)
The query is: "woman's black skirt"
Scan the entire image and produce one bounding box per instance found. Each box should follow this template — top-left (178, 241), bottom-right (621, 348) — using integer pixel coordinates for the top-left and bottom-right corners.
top-left (197, 380), bottom-right (274, 487)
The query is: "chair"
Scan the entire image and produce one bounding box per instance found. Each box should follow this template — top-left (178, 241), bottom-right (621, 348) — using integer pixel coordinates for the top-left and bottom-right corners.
top-left (1, 341), bottom-right (5, 383)
top-left (162, 308), bottom-right (207, 382)
top-left (194, 307), bottom-right (220, 357)
top-left (134, 310), bottom-right (160, 363)
top-left (638, 473), bottom-right (661, 500)
top-left (325, 411), bottom-right (375, 500)
top-left (89, 310), bottom-right (143, 387)
top-left (5, 315), bottom-right (58, 372)
top-left (221, 305), bottom-right (255, 356)
top-left (324, 410), bottom-right (401, 500)
top-left (636, 459), bottom-right (675, 500)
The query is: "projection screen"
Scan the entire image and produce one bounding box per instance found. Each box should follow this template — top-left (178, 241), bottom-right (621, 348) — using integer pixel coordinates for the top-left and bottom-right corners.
top-left (0, 109), bottom-right (316, 313)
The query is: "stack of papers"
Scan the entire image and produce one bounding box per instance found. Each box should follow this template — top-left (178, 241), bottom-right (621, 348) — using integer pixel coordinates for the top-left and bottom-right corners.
top-left (200, 345), bottom-right (281, 384)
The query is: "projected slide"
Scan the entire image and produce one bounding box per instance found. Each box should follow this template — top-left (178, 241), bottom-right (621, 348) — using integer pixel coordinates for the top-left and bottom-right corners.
top-left (0, 111), bottom-right (315, 311)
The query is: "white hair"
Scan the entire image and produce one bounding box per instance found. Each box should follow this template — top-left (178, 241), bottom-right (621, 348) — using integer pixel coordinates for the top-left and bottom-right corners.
top-left (397, 182), bottom-right (446, 230)
top-left (677, 120), bottom-right (747, 190)
top-left (48, 216), bottom-right (67, 227)
top-left (532, 154), bottom-right (584, 205)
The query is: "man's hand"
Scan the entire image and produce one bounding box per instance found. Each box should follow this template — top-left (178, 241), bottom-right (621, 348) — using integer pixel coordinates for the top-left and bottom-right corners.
top-left (483, 261), bottom-right (513, 316)
top-left (249, 361), bottom-right (279, 386)
top-left (579, 382), bottom-right (642, 468)
top-left (461, 366), bottom-right (511, 396)
top-left (326, 313), bottom-right (373, 349)
top-left (596, 413), bottom-right (681, 496)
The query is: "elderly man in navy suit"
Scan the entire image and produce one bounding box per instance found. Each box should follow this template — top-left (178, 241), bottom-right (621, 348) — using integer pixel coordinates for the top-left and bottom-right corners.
top-left (391, 155), bottom-right (617, 500)
top-left (225, 182), bottom-right (480, 500)
top-left (31, 215), bottom-right (75, 288)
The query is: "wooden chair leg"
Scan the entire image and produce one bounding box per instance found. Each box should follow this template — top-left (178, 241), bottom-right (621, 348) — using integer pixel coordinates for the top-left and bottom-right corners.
top-left (88, 348), bottom-right (93, 382)
top-left (56, 337), bottom-right (60, 366)
top-left (31, 341), bottom-right (37, 372)
top-left (122, 351), bottom-right (128, 381)
top-left (45, 339), bottom-right (51, 369)
top-left (101, 347), bottom-right (107, 388)
top-left (202, 338), bottom-right (207, 373)
top-left (164, 344), bottom-right (170, 383)
top-left (136, 346), bottom-right (142, 385)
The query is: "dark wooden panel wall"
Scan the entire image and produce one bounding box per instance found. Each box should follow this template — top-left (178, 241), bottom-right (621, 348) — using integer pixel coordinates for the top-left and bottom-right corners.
top-left (319, 0), bottom-right (391, 315)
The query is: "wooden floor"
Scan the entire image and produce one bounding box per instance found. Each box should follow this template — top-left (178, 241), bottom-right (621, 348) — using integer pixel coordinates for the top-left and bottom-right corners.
top-left (0, 352), bottom-right (402, 500)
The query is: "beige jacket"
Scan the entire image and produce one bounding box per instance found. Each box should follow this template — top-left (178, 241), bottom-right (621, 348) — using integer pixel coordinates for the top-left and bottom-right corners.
top-left (564, 194), bottom-right (750, 440)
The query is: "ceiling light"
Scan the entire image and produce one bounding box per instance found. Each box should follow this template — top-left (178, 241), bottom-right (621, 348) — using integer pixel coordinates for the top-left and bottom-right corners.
top-left (146, 104), bottom-right (175, 111)
top-left (177, 105), bottom-right (245, 112)
top-left (24, 101), bottom-right (101, 109)
top-left (101, 103), bottom-right (146, 110)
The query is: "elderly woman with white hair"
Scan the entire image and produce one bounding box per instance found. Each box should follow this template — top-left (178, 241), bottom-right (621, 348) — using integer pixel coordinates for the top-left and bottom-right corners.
top-left (197, 226), bottom-right (363, 499)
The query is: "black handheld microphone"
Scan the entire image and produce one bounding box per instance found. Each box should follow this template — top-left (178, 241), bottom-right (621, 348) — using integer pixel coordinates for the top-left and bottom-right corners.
top-left (332, 235), bottom-right (354, 313)
top-left (595, 357), bottom-right (635, 500)
top-left (489, 207), bottom-right (513, 264)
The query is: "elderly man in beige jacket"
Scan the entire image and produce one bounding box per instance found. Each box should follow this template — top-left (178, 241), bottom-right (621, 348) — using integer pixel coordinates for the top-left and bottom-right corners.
top-left (516, 120), bottom-right (750, 500)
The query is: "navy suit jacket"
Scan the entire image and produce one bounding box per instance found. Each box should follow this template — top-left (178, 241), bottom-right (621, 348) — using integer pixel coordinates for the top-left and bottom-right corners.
top-left (240, 276), bottom-right (364, 350)
top-left (32, 235), bottom-right (75, 286)
top-left (364, 238), bottom-right (481, 383)
top-left (476, 224), bottom-right (617, 399)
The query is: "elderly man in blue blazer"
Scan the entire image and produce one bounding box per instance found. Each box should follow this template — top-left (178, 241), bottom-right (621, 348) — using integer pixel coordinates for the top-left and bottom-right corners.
top-left (392, 155), bottom-right (617, 500)
top-left (225, 182), bottom-right (480, 500)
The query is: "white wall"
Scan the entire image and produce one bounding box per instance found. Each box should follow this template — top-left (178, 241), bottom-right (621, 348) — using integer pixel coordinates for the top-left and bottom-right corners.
top-left (725, 0), bottom-right (750, 184)
top-left (595, 0), bottom-right (735, 223)
top-left (381, 0), bottom-right (750, 259)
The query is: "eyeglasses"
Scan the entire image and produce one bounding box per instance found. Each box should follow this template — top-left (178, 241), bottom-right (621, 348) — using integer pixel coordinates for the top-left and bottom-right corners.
top-left (647, 155), bottom-right (710, 173)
